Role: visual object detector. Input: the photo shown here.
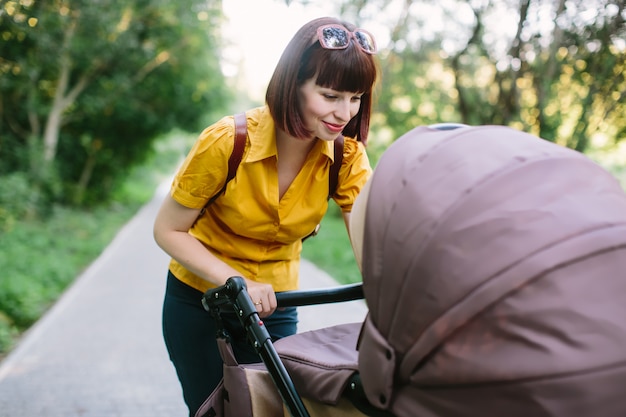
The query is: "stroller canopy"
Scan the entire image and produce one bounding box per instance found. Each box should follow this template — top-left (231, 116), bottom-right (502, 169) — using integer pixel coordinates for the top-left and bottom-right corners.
top-left (358, 125), bottom-right (626, 417)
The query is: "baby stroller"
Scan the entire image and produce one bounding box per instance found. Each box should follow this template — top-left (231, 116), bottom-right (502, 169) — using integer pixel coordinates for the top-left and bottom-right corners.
top-left (197, 124), bottom-right (626, 417)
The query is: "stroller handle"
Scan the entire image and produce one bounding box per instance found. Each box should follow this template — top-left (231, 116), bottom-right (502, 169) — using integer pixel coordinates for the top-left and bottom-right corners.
top-left (276, 283), bottom-right (364, 307)
top-left (202, 278), bottom-right (364, 311)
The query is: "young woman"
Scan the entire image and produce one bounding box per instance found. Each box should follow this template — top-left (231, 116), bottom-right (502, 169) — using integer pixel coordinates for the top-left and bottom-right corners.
top-left (153, 16), bottom-right (380, 416)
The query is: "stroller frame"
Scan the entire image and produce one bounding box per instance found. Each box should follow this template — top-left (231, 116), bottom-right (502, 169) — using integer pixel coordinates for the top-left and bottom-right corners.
top-left (201, 276), bottom-right (367, 417)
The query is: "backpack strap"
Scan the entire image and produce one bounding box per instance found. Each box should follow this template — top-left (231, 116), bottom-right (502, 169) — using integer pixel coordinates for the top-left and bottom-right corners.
top-left (199, 112), bottom-right (247, 216)
top-left (328, 135), bottom-right (344, 199)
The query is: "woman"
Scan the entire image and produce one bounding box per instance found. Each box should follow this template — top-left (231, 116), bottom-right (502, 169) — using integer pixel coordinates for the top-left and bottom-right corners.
top-left (153, 16), bottom-right (380, 416)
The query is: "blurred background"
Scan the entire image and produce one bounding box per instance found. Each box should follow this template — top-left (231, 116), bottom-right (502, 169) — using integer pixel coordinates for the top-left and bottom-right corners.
top-left (0, 0), bottom-right (624, 355)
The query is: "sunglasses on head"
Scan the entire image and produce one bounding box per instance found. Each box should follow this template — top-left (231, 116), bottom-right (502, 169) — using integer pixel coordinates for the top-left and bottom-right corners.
top-left (316, 24), bottom-right (377, 55)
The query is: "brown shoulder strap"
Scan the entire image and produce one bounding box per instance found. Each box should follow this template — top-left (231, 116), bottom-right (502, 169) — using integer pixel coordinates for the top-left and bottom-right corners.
top-left (201, 112), bottom-right (247, 212)
top-left (227, 112), bottom-right (247, 184)
top-left (328, 135), bottom-right (344, 199)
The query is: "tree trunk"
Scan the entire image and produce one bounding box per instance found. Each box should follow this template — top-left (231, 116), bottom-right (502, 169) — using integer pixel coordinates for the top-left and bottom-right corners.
top-left (74, 152), bottom-right (97, 205)
top-left (42, 55), bottom-right (92, 163)
top-left (41, 16), bottom-right (91, 163)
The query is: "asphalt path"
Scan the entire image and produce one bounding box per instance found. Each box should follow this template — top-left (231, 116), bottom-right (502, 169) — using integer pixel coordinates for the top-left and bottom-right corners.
top-left (0, 182), bottom-right (367, 417)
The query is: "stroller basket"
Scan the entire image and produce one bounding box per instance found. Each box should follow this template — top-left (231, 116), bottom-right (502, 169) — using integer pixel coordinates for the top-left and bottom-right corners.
top-left (200, 277), bottom-right (386, 417)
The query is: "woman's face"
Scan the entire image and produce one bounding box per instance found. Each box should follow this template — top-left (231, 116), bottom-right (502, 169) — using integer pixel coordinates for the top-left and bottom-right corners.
top-left (298, 78), bottom-right (362, 141)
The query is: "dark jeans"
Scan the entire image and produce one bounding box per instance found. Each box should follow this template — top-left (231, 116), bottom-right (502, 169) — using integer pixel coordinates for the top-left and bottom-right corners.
top-left (162, 271), bottom-right (298, 417)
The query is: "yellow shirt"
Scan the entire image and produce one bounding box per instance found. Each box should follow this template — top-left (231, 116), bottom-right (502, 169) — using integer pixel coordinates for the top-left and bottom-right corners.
top-left (168, 106), bottom-right (372, 292)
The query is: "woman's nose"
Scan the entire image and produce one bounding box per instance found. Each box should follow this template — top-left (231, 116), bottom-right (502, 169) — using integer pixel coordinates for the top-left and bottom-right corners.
top-left (334, 99), bottom-right (352, 122)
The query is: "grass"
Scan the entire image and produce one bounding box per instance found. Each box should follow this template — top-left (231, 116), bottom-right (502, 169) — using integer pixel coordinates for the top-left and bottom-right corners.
top-left (301, 203), bottom-right (361, 285)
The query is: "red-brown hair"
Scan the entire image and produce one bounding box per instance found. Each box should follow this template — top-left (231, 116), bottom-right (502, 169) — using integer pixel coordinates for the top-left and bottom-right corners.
top-left (265, 17), bottom-right (379, 145)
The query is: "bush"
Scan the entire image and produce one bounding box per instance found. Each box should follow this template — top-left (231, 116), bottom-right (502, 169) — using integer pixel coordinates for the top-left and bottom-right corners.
top-left (0, 312), bottom-right (18, 353)
top-left (0, 172), bottom-right (43, 231)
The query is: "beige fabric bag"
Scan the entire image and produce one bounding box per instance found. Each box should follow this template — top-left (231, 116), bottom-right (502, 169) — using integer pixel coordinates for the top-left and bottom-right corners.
top-left (195, 338), bottom-right (283, 417)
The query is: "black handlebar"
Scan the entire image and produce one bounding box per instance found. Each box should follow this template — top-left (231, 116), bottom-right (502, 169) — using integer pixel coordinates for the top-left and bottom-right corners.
top-left (276, 283), bottom-right (364, 307)
top-left (202, 278), bottom-right (364, 311)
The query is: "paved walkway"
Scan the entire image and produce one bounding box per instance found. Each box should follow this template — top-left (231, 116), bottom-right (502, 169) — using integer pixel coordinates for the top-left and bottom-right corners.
top-left (0, 183), bottom-right (367, 417)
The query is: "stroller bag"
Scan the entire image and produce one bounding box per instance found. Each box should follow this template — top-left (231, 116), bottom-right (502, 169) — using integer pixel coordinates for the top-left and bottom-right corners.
top-left (195, 336), bottom-right (283, 417)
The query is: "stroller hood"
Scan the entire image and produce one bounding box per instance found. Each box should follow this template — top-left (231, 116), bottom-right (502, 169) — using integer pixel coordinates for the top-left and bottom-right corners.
top-left (358, 125), bottom-right (626, 417)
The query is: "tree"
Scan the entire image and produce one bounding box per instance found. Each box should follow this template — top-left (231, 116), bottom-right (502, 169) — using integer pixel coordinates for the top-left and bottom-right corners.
top-left (0, 0), bottom-right (231, 206)
top-left (294, 0), bottom-right (626, 153)
top-left (446, 0), bottom-right (626, 151)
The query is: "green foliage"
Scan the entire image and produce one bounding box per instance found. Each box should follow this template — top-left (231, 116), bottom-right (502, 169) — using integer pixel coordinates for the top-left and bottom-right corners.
top-left (0, 0), bottom-right (231, 208)
top-left (0, 316), bottom-right (18, 353)
top-left (0, 172), bottom-right (39, 231)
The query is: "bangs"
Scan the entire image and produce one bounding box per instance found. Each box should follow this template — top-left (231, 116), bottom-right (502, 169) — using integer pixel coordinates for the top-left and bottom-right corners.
top-left (299, 44), bottom-right (377, 93)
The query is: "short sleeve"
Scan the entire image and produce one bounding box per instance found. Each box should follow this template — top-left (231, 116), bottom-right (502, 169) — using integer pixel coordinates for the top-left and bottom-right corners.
top-left (170, 116), bottom-right (236, 209)
top-left (333, 138), bottom-right (373, 212)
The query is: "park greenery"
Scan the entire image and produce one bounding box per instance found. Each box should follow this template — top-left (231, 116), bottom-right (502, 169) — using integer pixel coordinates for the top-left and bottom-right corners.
top-left (0, 0), bottom-right (624, 354)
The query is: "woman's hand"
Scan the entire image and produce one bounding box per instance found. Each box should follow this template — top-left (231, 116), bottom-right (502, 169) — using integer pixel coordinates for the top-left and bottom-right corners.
top-left (244, 279), bottom-right (277, 318)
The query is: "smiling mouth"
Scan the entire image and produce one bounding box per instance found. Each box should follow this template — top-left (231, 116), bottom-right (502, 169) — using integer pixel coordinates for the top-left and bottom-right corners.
top-left (323, 121), bottom-right (344, 133)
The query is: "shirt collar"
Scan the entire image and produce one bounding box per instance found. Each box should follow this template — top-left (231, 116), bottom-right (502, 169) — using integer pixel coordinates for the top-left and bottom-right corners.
top-left (320, 137), bottom-right (336, 161)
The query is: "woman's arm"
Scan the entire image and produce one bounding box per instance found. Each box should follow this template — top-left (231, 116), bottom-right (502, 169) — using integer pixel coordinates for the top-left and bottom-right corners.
top-left (153, 194), bottom-right (277, 316)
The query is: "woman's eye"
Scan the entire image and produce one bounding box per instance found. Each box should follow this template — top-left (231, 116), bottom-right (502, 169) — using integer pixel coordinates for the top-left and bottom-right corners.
top-left (352, 96), bottom-right (363, 102)
top-left (323, 94), bottom-right (337, 100)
